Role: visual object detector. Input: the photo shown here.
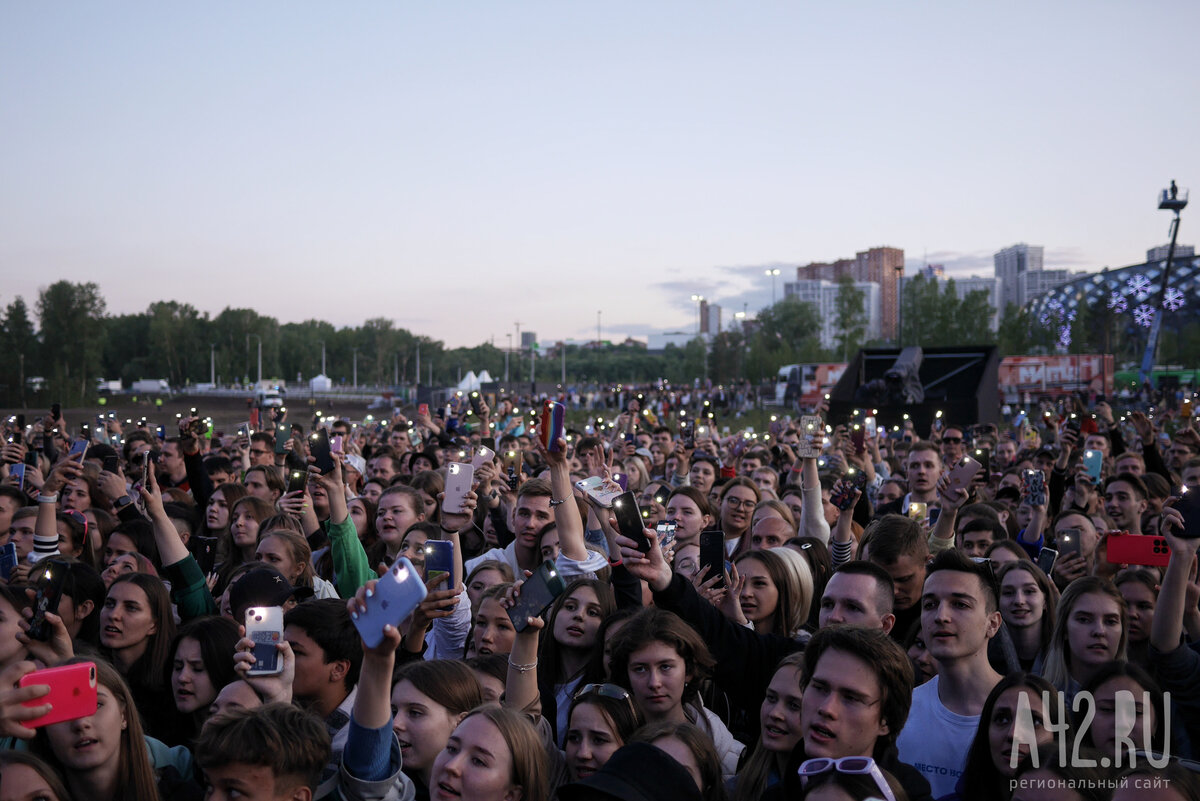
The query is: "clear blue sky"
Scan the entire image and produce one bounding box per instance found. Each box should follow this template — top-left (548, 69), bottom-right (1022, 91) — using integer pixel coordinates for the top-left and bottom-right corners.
top-left (2, 1), bottom-right (1196, 347)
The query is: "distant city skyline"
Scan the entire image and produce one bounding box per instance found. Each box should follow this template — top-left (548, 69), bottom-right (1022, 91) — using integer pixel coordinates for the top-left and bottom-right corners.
top-left (1, 2), bottom-right (1196, 348)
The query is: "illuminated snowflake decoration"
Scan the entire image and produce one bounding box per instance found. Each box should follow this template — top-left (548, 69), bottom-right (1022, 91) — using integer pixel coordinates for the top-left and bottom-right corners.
top-left (1107, 292), bottom-right (1128, 313)
top-left (1126, 274), bottom-right (1152, 297)
top-left (1133, 304), bottom-right (1156, 327)
top-left (1163, 287), bottom-right (1186, 312)
top-left (1039, 299), bottom-right (1076, 352)
top-left (1039, 299), bottom-right (1066, 327)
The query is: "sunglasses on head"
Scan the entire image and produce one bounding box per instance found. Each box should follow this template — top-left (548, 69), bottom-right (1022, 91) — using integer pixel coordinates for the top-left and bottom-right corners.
top-left (573, 683), bottom-right (638, 719)
top-left (798, 756), bottom-right (896, 801)
top-left (64, 509), bottom-right (89, 536)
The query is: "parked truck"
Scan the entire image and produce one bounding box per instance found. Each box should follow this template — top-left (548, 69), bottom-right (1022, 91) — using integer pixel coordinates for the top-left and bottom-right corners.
top-left (130, 379), bottom-right (171, 394)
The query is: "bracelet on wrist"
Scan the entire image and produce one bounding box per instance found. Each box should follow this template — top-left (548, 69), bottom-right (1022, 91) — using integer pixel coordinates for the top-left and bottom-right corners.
top-left (508, 658), bottom-right (538, 673)
top-left (549, 497), bottom-right (566, 507)
top-left (37, 492), bottom-right (59, 504)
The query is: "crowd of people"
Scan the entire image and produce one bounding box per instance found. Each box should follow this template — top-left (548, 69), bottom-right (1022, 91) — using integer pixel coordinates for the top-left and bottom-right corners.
top-left (0, 386), bottom-right (1197, 801)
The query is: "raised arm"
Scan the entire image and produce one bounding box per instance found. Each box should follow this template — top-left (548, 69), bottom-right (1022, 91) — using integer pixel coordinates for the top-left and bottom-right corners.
top-left (1151, 508), bottom-right (1200, 653)
top-left (538, 432), bottom-right (589, 562)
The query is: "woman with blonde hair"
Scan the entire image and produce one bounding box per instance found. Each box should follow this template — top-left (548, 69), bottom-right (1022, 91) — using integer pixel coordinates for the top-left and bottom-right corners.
top-left (430, 705), bottom-right (549, 801)
top-left (1040, 576), bottom-right (1127, 700)
top-left (254, 528), bottom-right (339, 598)
top-left (728, 547), bottom-right (812, 640)
top-left (751, 499), bottom-right (797, 535)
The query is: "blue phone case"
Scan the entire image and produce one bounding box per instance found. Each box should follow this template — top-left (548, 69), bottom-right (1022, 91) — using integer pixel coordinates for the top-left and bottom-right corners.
top-left (352, 557), bottom-right (428, 648)
top-left (423, 540), bottom-right (455, 589)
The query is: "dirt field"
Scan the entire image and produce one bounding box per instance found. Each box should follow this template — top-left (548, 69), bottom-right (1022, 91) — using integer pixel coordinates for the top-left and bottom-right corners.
top-left (1, 393), bottom-right (382, 437)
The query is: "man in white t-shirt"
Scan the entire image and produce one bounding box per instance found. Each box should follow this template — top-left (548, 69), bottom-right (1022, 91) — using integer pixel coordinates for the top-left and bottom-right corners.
top-left (896, 549), bottom-right (1003, 798)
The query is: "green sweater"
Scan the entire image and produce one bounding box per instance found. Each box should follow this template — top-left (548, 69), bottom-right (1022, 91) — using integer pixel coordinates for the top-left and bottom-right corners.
top-left (328, 515), bottom-right (373, 599)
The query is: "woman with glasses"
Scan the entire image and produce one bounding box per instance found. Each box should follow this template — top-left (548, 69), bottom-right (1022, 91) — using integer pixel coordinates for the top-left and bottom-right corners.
top-left (716, 478), bottom-right (761, 560)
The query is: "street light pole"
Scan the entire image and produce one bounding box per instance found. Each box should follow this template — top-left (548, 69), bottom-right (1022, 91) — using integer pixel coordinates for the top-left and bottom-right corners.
top-left (210, 344), bottom-right (216, 385)
top-left (765, 269), bottom-right (781, 305)
top-left (352, 348), bottom-right (359, 388)
top-left (504, 334), bottom-right (511, 386)
top-left (318, 340), bottom-right (326, 375)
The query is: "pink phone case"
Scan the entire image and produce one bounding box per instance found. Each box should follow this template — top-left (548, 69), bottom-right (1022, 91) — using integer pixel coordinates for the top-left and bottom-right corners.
top-left (442, 462), bottom-right (474, 514)
top-left (946, 456), bottom-right (982, 492)
top-left (20, 662), bottom-right (98, 728)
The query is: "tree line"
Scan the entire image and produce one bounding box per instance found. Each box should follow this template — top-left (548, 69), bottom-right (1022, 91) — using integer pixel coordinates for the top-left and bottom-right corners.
top-left (1, 278), bottom-right (1193, 407)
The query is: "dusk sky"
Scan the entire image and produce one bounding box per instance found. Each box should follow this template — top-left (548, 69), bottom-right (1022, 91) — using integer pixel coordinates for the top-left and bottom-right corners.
top-left (2, 2), bottom-right (1197, 348)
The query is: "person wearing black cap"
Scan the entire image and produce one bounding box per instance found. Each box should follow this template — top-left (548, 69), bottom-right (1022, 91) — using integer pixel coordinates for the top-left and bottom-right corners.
top-left (557, 741), bottom-right (702, 801)
top-left (227, 564), bottom-right (314, 625)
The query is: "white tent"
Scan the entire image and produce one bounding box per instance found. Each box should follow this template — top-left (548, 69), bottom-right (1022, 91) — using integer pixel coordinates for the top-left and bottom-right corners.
top-left (310, 374), bottom-right (333, 391)
top-left (477, 370), bottom-right (494, 384)
top-left (455, 371), bottom-right (479, 391)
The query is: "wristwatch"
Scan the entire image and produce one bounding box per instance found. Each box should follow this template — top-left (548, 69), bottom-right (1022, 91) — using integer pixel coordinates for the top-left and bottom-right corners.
top-left (114, 495), bottom-right (134, 511)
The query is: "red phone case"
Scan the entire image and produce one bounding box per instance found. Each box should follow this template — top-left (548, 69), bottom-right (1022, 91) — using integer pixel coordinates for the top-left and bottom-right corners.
top-left (1105, 534), bottom-right (1171, 567)
top-left (19, 662), bottom-right (99, 728)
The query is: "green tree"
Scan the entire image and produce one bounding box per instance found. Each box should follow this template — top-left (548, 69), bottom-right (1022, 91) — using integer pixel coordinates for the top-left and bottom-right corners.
top-left (0, 297), bottom-right (38, 406)
top-left (948, 285), bottom-right (996, 345)
top-left (710, 330), bottom-right (746, 383)
top-left (748, 298), bottom-right (822, 378)
top-left (833, 275), bottom-right (868, 361)
top-left (37, 281), bottom-right (107, 403)
top-left (147, 301), bottom-right (209, 387)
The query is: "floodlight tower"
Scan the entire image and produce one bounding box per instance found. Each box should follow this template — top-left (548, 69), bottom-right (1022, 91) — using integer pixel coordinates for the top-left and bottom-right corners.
top-left (1138, 181), bottom-right (1188, 388)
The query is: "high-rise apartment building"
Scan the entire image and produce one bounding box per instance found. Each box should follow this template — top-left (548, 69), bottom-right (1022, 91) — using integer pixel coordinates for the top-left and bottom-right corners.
top-left (1016, 269), bottom-right (1072, 307)
top-left (994, 243), bottom-right (1045, 309)
top-left (1147, 243), bottom-right (1195, 262)
top-left (784, 279), bottom-right (881, 350)
top-left (796, 246), bottom-right (904, 339)
top-left (698, 300), bottom-right (721, 335)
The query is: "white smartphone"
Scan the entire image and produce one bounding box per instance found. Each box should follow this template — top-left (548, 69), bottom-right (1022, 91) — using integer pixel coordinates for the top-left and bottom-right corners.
top-left (575, 476), bottom-right (623, 508)
top-left (244, 606), bottom-right (284, 676)
top-left (442, 462), bottom-right (474, 514)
